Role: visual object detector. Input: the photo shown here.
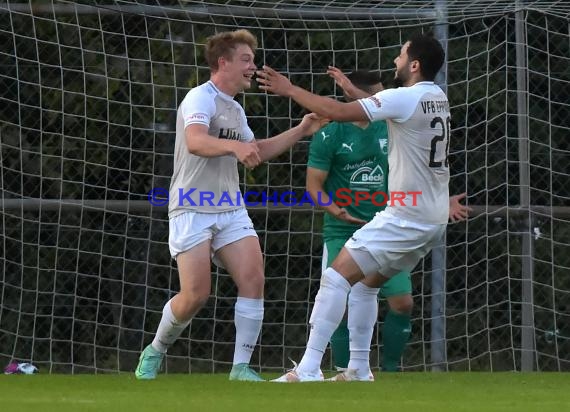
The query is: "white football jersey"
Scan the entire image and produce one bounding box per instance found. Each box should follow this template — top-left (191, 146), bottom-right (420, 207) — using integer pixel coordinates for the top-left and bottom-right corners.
top-left (358, 82), bottom-right (450, 224)
top-left (169, 81), bottom-right (254, 217)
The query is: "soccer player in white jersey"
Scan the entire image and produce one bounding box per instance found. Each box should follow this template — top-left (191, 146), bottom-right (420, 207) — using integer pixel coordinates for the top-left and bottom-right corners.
top-left (257, 33), bottom-right (452, 381)
top-left (135, 29), bottom-right (326, 381)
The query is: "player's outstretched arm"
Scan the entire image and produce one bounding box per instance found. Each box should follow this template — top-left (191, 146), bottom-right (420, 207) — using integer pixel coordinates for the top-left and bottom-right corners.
top-left (257, 65), bottom-right (368, 122)
top-left (449, 192), bottom-right (473, 222)
top-left (256, 113), bottom-right (327, 162)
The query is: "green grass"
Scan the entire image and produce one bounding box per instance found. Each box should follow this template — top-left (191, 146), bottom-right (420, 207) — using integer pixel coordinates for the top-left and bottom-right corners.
top-left (1, 372), bottom-right (569, 412)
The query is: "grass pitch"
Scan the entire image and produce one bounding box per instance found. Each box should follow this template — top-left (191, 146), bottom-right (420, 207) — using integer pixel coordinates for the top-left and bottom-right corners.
top-left (1, 372), bottom-right (568, 412)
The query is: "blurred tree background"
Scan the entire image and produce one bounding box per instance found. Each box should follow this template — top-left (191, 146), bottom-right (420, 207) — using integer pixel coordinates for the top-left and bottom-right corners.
top-left (0, 0), bottom-right (569, 373)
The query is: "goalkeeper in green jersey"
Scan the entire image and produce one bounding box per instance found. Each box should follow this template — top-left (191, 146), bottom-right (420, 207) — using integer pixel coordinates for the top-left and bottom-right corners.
top-left (307, 69), bottom-right (470, 373)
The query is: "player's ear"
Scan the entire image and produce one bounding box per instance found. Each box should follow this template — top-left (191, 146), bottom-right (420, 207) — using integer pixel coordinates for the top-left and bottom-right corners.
top-left (411, 60), bottom-right (420, 73)
top-left (218, 55), bottom-right (230, 71)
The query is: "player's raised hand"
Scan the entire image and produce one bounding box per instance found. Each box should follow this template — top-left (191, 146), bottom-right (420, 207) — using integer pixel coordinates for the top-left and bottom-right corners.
top-left (327, 66), bottom-right (383, 100)
top-left (256, 65), bottom-right (293, 96)
top-left (327, 66), bottom-right (357, 96)
top-left (335, 208), bottom-right (367, 225)
top-left (449, 192), bottom-right (472, 222)
top-left (298, 113), bottom-right (329, 136)
top-left (234, 141), bottom-right (262, 169)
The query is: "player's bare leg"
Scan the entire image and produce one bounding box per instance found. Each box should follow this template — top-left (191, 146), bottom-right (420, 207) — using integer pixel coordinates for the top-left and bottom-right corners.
top-left (135, 241), bottom-right (212, 380)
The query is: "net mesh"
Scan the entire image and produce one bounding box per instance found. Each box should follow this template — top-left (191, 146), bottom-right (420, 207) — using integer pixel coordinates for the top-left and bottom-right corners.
top-left (0, 0), bottom-right (569, 373)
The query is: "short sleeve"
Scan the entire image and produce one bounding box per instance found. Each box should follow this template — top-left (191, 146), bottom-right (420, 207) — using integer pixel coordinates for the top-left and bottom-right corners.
top-left (180, 88), bottom-right (216, 128)
top-left (358, 88), bottom-right (413, 123)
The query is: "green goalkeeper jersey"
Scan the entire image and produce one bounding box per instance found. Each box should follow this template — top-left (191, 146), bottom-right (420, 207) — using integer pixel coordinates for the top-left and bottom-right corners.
top-left (308, 120), bottom-right (389, 241)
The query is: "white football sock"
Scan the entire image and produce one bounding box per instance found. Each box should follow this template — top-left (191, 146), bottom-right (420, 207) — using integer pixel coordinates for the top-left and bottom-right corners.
top-left (347, 282), bottom-right (379, 376)
top-left (233, 297), bottom-right (264, 365)
top-left (151, 299), bottom-right (191, 353)
top-left (298, 268), bottom-right (351, 374)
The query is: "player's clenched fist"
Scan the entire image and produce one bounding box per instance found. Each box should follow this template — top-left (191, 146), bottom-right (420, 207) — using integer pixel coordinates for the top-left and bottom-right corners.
top-left (298, 113), bottom-right (330, 137)
top-left (234, 141), bottom-right (261, 169)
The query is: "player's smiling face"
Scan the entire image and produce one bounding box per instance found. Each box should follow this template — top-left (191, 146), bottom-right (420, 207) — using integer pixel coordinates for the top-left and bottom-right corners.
top-left (225, 43), bottom-right (256, 91)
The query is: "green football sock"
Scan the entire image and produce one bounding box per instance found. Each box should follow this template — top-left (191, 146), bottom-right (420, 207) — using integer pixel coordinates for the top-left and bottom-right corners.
top-left (382, 310), bottom-right (411, 372)
top-left (329, 319), bottom-right (349, 369)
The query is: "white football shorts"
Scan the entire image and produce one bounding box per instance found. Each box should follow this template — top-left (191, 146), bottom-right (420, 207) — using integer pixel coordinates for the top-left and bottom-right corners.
top-left (168, 208), bottom-right (258, 264)
top-left (344, 209), bottom-right (447, 278)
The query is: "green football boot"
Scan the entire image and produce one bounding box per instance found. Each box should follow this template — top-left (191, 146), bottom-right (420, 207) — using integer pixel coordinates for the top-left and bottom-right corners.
top-left (229, 363), bottom-right (265, 381)
top-left (135, 344), bottom-right (164, 380)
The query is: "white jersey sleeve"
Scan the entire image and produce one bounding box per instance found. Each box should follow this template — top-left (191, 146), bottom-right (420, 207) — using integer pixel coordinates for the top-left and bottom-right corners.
top-left (180, 87), bottom-right (217, 128)
top-left (358, 88), bottom-right (417, 123)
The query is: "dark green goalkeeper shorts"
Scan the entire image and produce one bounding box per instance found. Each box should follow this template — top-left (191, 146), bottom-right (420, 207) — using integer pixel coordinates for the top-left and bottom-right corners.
top-left (323, 237), bottom-right (412, 297)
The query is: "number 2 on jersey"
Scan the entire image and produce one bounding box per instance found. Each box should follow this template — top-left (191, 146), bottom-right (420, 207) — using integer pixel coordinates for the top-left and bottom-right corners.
top-left (429, 116), bottom-right (450, 168)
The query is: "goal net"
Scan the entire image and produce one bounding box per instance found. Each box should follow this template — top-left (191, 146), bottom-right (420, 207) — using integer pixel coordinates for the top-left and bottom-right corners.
top-left (1, 0), bottom-right (569, 373)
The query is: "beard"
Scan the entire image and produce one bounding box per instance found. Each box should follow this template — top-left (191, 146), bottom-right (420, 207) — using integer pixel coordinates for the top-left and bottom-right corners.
top-left (393, 66), bottom-right (410, 87)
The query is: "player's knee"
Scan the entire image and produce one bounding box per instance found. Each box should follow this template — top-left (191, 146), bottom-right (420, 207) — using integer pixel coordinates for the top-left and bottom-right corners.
top-left (177, 290), bottom-right (209, 316)
top-left (330, 248), bottom-right (365, 284)
top-left (250, 270), bottom-right (265, 288)
top-left (388, 294), bottom-right (413, 314)
top-left (235, 271), bottom-right (265, 297)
